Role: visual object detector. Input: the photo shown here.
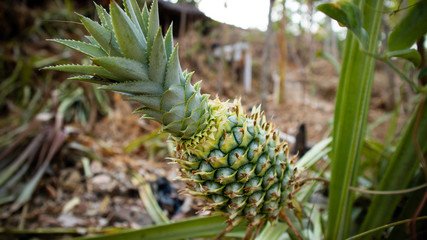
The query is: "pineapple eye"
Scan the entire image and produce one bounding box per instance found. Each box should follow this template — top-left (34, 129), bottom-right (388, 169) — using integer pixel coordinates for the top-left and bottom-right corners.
top-left (247, 139), bottom-right (261, 161)
top-left (248, 191), bottom-right (265, 207)
top-left (211, 195), bottom-right (228, 206)
top-left (215, 167), bottom-right (236, 184)
top-left (204, 181), bottom-right (222, 192)
top-left (228, 147), bottom-right (246, 166)
top-left (255, 154), bottom-right (270, 175)
top-left (244, 205), bottom-right (258, 217)
top-left (246, 120), bottom-right (255, 136)
top-left (232, 127), bottom-right (243, 145)
top-left (228, 115), bottom-right (238, 125)
top-left (262, 199), bottom-right (279, 213)
top-left (262, 167), bottom-right (277, 188)
top-left (187, 154), bottom-right (199, 163)
top-left (224, 182), bottom-right (244, 197)
top-left (244, 176), bottom-right (262, 194)
top-left (266, 183), bottom-right (281, 201)
top-left (229, 196), bottom-right (246, 209)
top-left (268, 146), bottom-right (276, 160)
top-left (274, 153), bottom-right (286, 177)
top-left (199, 160), bottom-right (214, 172)
top-left (237, 163), bottom-right (255, 182)
top-left (218, 131), bottom-right (239, 153)
top-left (208, 149), bottom-right (225, 158)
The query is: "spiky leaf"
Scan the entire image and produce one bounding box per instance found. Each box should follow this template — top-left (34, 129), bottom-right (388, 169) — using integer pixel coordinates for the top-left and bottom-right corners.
top-left (110, 2), bottom-right (147, 63)
top-left (91, 57), bottom-right (149, 82)
top-left (49, 39), bottom-right (107, 58)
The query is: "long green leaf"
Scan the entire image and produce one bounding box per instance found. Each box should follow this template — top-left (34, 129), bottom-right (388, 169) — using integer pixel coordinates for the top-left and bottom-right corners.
top-left (296, 137), bottom-right (332, 169)
top-left (43, 65), bottom-right (121, 81)
top-left (99, 81), bottom-right (163, 96)
top-left (71, 215), bottom-right (243, 240)
top-left (324, 0), bottom-right (384, 239)
top-left (68, 75), bottom-right (111, 85)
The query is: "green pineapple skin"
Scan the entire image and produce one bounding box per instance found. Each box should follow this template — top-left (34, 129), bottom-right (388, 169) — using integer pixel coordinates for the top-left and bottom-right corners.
top-left (174, 99), bottom-right (298, 226)
top-left (46, 0), bottom-right (300, 228)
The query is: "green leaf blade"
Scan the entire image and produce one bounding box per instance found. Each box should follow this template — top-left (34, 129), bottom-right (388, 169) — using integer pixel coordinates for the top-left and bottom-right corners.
top-left (147, 0), bottom-right (160, 56)
top-left (149, 29), bottom-right (167, 85)
top-left (164, 23), bottom-right (174, 59)
top-left (91, 57), bottom-right (149, 82)
top-left (99, 81), bottom-right (163, 96)
top-left (124, 0), bottom-right (145, 37)
top-left (48, 39), bottom-right (107, 58)
top-left (386, 48), bottom-right (422, 67)
top-left (95, 3), bottom-right (113, 31)
top-left (78, 14), bottom-right (122, 56)
top-left (43, 64), bottom-right (120, 81)
top-left (317, 1), bottom-right (369, 49)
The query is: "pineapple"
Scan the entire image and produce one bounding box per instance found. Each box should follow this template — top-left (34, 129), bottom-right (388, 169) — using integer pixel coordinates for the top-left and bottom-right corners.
top-left (46, 0), bottom-right (300, 235)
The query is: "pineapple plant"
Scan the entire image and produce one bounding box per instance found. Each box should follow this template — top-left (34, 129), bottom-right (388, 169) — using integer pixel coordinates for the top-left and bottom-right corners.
top-left (46, 0), bottom-right (300, 236)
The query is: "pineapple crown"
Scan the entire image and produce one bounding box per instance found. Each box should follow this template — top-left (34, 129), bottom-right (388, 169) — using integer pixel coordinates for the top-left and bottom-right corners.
top-left (45, 0), bottom-right (210, 139)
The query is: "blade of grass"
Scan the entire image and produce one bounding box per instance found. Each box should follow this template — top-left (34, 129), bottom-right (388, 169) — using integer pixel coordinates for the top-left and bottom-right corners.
top-left (131, 172), bottom-right (170, 224)
top-left (10, 129), bottom-right (67, 212)
top-left (296, 137), bottom-right (332, 169)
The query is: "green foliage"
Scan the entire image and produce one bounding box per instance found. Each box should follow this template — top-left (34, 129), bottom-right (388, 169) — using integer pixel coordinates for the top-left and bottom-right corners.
top-left (387, 1), bottom-right (427, 52)
top-left (317, 1), bottom-right (369, 49)
top-left (386, 48), bottom-right (421, 67)
top-left (317, 0), bottom-right (427, 239)
top-left (47, 0), bottom-right (210, 139)
top-left (359, 96), bottom-right (427, 239)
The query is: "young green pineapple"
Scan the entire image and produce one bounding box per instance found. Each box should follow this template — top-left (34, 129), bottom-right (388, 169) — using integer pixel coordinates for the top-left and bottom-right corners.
top-left (46, 0), bottom-right (300, 232)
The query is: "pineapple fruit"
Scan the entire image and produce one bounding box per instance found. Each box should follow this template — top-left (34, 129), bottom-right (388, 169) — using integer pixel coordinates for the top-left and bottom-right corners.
top-left (46, 0), bottom-right (300, 234)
